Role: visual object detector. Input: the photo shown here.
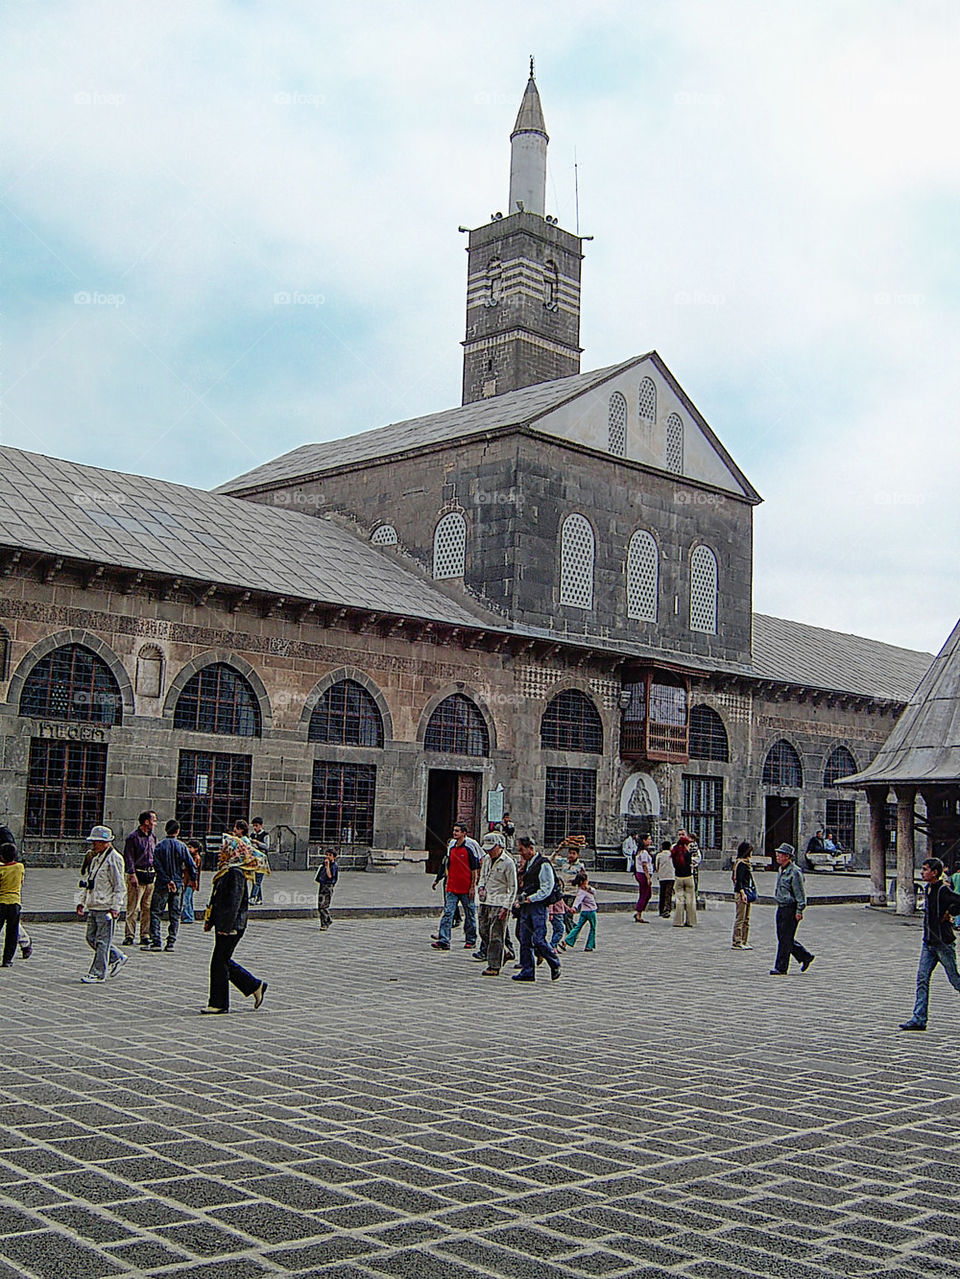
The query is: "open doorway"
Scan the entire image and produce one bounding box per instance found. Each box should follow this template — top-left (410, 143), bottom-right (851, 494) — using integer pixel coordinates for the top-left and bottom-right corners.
top-left (764, 796), bottom-right (799, 869)
top-left (425, 769), bottom-right (481, 875)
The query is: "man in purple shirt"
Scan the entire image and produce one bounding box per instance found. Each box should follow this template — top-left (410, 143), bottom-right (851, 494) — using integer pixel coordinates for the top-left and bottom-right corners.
top-left (122, 810), bottom-right (157, 947)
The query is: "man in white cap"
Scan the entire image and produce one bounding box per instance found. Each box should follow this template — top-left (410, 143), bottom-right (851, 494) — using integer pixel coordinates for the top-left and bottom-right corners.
top-left (76, 826), bottom-right (127, 983)
top-left (475, 831), bottom-right (518, 977)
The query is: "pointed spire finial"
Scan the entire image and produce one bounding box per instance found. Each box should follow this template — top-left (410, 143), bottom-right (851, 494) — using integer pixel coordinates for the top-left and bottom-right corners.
top-left (529, 55), bottom-right (535, 79)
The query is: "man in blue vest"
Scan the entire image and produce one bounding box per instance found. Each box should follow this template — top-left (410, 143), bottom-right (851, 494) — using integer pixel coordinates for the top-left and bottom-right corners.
top-left (512, 836), bottom-right (561, 983)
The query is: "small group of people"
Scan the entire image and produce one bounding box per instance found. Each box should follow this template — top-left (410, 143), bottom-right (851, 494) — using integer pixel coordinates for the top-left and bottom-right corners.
top-left (623, 830), bottom-right (700, 926)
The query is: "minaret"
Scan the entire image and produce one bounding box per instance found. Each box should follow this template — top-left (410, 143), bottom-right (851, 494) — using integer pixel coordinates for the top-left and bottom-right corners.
top-left (461, 62), bottom-right (584, 405)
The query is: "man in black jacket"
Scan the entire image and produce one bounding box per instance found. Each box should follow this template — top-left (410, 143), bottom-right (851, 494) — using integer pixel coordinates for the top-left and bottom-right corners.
top-left (900, 858), bottom-right (960, 1030)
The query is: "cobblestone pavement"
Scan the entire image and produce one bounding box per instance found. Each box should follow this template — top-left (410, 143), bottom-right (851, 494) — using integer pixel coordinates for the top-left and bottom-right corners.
top-left (1, 901), bottom-right (956, 1279)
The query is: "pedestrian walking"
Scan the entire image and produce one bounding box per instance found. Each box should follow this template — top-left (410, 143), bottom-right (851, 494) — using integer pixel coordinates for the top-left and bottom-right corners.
top-left (633, 834), bottom-right (654, 922)
top-left (315, 846), bottom-right (339, 930)
top-left (770, 843), bottom-right (815, 975)
top-left (656, 840), bottom-right (675, 917)
top-left (122, 810), bottom-right (157, 947)
top-left (671, 832), bottom-right (697, 928)
top-left (181, 839), bottom-right (202, 923)
top-left (731, 841), bottom-right (757, 950)
top-left (564, 874), bottom-right (599, 952)
top-left (202, 820), bottom-right (267, 1014)
top-left (0, 826), bottom-right (32, 960)
top-left (512, 837), bottom-right (561, 983)
top-left (76, 826), bottom-right (127, 983)
top-left (622, 830), bottom-right (638, 873)
top-left (899, 858), bottom-right (960, 1031)
top-left (431, 823), bottom-right (481, 952)
top-left (249, 817), bottom-right (270, 905)
top-left (149, 819), bottom-right (190, 952)
top-left (0, 842), bottom-right (24, 968)
top-left (476, 832), bottom-right (517, 976)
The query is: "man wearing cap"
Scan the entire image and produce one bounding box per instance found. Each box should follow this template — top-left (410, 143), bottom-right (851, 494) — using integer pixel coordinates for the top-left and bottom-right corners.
top-left (475, 831), bottom-right (518, 977)
top-left (770, 843), bottom-right (815, 975)
top-left (671, 831), bottom-right (697, 928)
top-left (76, 826), bottom-right (127, 983)
top-left (512, 837), bottom-right (561, 983)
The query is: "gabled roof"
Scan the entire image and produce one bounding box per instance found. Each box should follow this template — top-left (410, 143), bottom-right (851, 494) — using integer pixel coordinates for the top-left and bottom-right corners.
top-left (215, 353), bottom-right (762, 503)
top-left (840, 616), bottom-right (960, 788)
top-left (751, 613), bottom-right (932, 703)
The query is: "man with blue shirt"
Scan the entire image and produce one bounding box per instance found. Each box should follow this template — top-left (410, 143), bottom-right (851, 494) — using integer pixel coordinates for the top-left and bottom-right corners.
top-left (148, 818), bottom-right (190, 952)
top-left (899, 858), bottom-right (960, 1031)
top-left (770, 843), bottom-right (815, 975)
top-left (512, 836), bottom-right (561, 983)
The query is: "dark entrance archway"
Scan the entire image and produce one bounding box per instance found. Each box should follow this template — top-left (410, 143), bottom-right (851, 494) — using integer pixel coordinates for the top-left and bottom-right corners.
top-left (425, 769), bottom-right (481, 875)
top-left (764, 796), bottom-right (798, 868)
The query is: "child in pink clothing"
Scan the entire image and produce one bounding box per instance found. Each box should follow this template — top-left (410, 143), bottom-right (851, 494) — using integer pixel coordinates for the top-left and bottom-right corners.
top-left (564, 875), bottom-right (598, 951)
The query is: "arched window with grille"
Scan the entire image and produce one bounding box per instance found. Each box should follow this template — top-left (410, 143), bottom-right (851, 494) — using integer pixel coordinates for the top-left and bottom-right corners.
top-left (608, 392), bottom-right (627, 456)
top-left (689, 705), bottom-right (729, 762)
top-left (433, 511), bottom-right (466, 580)
top-left (665, 412), bottom-right (684, 473)
top-left (371, 524), bottom-right (398, 546)
top-left (627, 530), bottom-right (658, 622)
top-left (824, 746), bottom-right (858, 785)
top-left (762, 739), bottom-right (803, 788)
top-left (639, 377), bottom-right (657, 424)
top-left (559, 514), bottom-right (594, 609)
top-left (425, 693), bottom-right (489, 757)
top-left (173, 663), bottom-right (261, 737)
top-left (308, 679), bottom-right (384, 747)
top-left (21, 643), bottom-right (123, 726)
top-left (540, 689), bottom-right (603, 754)
top-left (689, 545), bottom-right (718, 634)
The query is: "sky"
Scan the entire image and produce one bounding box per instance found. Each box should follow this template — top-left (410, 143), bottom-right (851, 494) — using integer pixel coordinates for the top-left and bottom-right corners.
top-left (2, 0), bottom-right (959, 655)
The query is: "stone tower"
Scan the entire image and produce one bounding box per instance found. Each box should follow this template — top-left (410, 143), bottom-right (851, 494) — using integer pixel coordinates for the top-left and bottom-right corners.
top-left (461, 63), bottom-right (584, 405)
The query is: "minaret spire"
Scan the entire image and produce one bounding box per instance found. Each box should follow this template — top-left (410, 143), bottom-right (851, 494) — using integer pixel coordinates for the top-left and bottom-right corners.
top-left (508, 60), bottom-right (548, 217)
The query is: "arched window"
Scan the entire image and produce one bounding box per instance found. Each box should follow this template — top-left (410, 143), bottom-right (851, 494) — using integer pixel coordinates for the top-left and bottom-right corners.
top-left (763, 740), bottom-right (803, 788)
top-left (309, 679), bottom-right (384, 747)
top-left (639, 377), bottom-right (657, 424)
top-left (540, 689), bottom-right (603, 754)
top-left (665, 412), bottom-right (684, 473)
top-left (136, 645), bottom-right (164, 699)
top-left (689, 705), bottom-right (729, 762)
top-left (689, 545), bottom-right (718, 634)
top-left (543, 259), bottom-right (559, 310)
top-left (21, 643), bottom-right (123, 726)
top-left (173, 663), bottom-right (261, 737)
top-left (560, 514), bottom-right (594, 609)
top-left (371, 524), bottom-right (398, 546)
top-left (608, 392), bottom-right (627, 456)
top-left (824, 746), bottom-right (858, 786)
top-left (433, 512), bottom-right (466, 580)
top-left (486, 257), bottom-right (502, 306)
top-left (627, 530), bottom-right (658, 622)
top-left (425, 693), bottom-right (489, 757)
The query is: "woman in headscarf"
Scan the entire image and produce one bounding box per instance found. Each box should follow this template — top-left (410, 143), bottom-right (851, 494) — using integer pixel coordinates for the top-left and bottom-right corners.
top-left (202, 819), bottom-right (268, 1014)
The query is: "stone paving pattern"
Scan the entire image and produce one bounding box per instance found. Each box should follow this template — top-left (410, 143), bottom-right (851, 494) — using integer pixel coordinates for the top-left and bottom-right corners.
top-left (1, 900), bottom-right (955, 1278)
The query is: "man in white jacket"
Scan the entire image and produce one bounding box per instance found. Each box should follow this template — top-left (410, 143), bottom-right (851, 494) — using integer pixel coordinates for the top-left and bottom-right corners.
top-left (76, 826), bottom-right (127, 983)
top-left (476, 831), bottom-right (518, 977)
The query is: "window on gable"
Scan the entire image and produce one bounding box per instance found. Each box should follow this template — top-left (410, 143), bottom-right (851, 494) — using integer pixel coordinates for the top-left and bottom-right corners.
top-left (639, 377), bottom-right (657, 424)
top-left (665, 412), bottom-right (684, 473)
top-left (608, 392), bottom-right (627, 456)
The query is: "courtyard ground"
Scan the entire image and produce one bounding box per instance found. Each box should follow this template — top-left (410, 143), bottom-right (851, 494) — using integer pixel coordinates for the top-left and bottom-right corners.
top-left (1, 898), bottom-right (957, 1279)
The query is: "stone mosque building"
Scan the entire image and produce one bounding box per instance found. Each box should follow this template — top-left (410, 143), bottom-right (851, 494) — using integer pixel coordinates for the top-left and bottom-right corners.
top-left (0, 71), bottom-right (932, 869)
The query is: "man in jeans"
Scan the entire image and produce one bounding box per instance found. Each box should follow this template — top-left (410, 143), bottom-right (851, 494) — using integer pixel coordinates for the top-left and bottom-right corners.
top-left (149, 819), bottom-right (190, 952)
top-left (512, 837), bottom-right (561, 983)
top-left (431, 823), bottom-right (481, 951)
top-left (476, 831), bottom-right (517, 977)
top-left (770, 843), bottom-right (815, 975)
top-left (77, 826), bottom-right (127, 983)
top-left (900, 858), bottom-right (960, 1030)
top-left (123, 810), bottom-right (157, 946)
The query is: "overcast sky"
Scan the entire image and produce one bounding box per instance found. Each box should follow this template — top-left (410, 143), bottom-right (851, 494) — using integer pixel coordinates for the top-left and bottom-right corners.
top-left (2, 0), bottom-right (958, 655)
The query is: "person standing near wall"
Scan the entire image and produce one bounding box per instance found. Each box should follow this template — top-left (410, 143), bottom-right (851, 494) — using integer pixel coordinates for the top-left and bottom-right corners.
top-left (122, 810), bottom-right (157, 947)
top-left (671, 832), bottom-right (697, 928)
top-left (656, 840), bottom-right (675, 919)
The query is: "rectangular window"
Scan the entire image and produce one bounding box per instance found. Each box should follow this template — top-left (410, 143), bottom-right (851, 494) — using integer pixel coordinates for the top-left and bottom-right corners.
top-left (176, 750), bottom-right (251, 838)
top-left (682, 775), bottom-right (723, 851)
top-left (825, 798), bottom-right (855, 853)
top-left (544, 766), bottom-right (596, 847)
top-left (24, 739), bottom-right (107, 838)
top-left (310, 761), bottom-right (376, 844)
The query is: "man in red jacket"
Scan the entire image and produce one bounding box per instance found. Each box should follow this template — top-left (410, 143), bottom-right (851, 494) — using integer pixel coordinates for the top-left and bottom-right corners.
top-left (431, 823), bottom-right (481, 951)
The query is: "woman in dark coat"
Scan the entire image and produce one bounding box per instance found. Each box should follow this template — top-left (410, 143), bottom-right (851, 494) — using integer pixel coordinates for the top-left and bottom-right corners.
top-left (202, 820), bottom-right (267, 1014)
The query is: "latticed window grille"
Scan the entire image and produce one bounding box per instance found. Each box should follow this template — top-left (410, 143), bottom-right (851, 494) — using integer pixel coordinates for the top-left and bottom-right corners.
top-left (689, 545), bottom-right (718, 634)
top-left (608, 392), bottom-right (627, 456)
top-left (627, 530), bottom-right (658, 621)
top-left (433, 511), bottom-right (466, 579)
top-left (825, 798), bottom-right (855, 852)
top-left (173, 663), bottom-right (261, 737)
top-left (665, 412), bottom-right (684, 473)
top-left (689, 705), bottom-right (729, 762)
top-left (823, 745), bottom-right (858, 785)
top-left (371, 524), bottom-right (398, 546)
top-left (425, 693), bottom-right (489, 757)
top-left (682, 775), bottom-right (724, 850)
top-left (25, 739), bottom-right (107, 838)
top-left (175, 749), bottom-right (252, 838)
top-left (21, 643), bottom-right (123, 726)
top-left (308, 679), bottom-right (384, 747)
top-left (540, 689), bottom-right (603, 754)
top-left (310, 761), bottom-right (377, 844)
top-left (762, 739), bottom-right (803, 788)
top-left (544, 766), bottom-right (596, 846)
top-left (559, 514), bottom-right (595, 609)
top-left (639, 376), bottom-right (657, 423)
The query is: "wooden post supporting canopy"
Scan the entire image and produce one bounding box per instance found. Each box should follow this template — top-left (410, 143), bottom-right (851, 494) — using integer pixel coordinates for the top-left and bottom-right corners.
top-left (867, 785), bottom-right (887, 907)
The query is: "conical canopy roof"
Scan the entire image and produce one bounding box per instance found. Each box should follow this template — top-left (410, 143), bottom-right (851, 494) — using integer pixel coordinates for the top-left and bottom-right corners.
top-left (512, 74), bottom-right (548, 139)
top-left (842, 615), bottom-right (960, 787)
